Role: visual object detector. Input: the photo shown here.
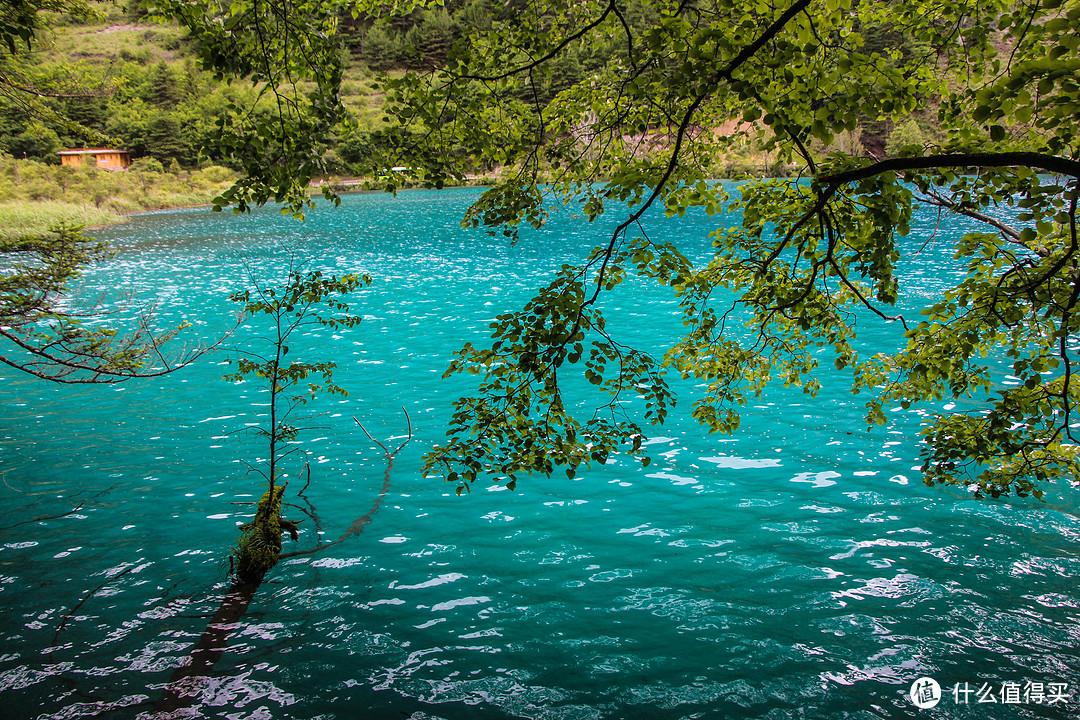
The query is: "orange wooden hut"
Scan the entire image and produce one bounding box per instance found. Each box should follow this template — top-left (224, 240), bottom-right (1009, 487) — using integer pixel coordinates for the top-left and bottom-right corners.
top-left (57, 148), bottom-right (132, 170)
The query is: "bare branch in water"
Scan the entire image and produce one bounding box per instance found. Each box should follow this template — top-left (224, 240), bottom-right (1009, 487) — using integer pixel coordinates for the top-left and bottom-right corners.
top-left (281, 407), bottom-right (412, 559)
top-left (0, 502), bottom-right (84, 531)
top-left (50, 564), bottom-right (137, 656)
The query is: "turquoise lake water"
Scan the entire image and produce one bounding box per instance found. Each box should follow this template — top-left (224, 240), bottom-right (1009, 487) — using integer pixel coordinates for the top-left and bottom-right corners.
top-left (1, 188), bottom-right (1078, 719)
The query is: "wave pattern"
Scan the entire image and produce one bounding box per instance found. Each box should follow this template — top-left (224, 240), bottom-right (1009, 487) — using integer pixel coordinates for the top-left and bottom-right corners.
top-left (0, 189), bottom-right (1077, 719)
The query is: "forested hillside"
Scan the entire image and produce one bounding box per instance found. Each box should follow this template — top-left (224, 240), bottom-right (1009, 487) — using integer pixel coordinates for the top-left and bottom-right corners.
top-left (1, 0), bottom-right (932, 178)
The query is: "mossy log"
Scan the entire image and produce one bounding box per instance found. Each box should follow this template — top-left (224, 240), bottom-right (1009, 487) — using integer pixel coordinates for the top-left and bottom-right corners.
top-left (232, 485), bottom-right (298, 583)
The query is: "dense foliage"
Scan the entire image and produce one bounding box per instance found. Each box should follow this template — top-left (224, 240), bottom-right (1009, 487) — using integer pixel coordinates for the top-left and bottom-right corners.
top-left (0, 1), bottom-right (781, 199)
top-left (371, 0), bottom-right (1080, 500)
top-left (0, 3), bottom-right (284, 170)
top-left (0, 1), bottom-right (218, 381)
top-left (5, 0), bottom-right (1079, 501)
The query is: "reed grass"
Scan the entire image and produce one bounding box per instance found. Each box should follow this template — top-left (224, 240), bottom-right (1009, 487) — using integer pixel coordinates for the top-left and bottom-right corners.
top-left (0, 158), bottom-right (238, 238)
top-left (0, 201), bottom-right (122, 239)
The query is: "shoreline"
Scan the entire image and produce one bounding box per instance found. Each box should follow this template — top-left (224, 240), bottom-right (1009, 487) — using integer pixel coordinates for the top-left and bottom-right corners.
top-left (13, 171), bottom-right (799, 238)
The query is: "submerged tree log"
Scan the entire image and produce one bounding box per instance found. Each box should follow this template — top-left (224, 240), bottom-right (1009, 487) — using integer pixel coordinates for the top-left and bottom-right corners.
top-left (154, 485), bottom-right (292, 713)
top-left (232, 484), bottom-right (291, 584)
top-left (153, 409), bottom-right (411, 713)
top-left (153, 578), bottom-right (260, 714)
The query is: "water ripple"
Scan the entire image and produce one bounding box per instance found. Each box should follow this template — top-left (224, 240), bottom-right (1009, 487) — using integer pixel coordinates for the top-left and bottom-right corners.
top-left (0, 191), bottom-right (1076, 718)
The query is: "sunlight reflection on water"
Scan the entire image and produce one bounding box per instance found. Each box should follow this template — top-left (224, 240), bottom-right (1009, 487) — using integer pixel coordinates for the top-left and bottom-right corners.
top-left (0, 189), bottom-right (1077, 719)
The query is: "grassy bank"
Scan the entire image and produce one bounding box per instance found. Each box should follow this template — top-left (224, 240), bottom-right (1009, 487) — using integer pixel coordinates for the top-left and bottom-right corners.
top-left (0, 201), bottom-right (120, 238)
top-left (0, 157), bottom-right (237, 239)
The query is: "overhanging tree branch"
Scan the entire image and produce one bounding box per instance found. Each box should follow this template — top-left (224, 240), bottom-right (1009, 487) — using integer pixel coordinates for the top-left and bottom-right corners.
top-left (819, 152), bottom-right (1080, 186)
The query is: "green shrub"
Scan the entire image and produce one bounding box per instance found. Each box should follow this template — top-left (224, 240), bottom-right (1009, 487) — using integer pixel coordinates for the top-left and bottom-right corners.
top-left (24, 178), bottom-right (61, 201)
top-left (129, 157), bottom-right (165, 173)
top-left (885, 119), bottom-right (926, 157)
top-left (196, 165), bottom-right (234, 184)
